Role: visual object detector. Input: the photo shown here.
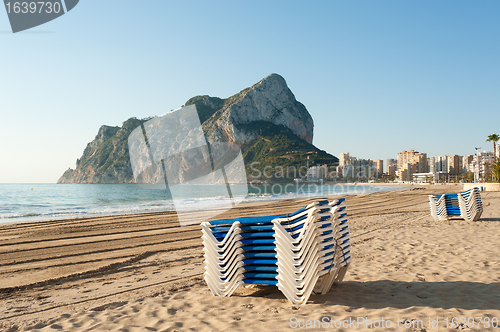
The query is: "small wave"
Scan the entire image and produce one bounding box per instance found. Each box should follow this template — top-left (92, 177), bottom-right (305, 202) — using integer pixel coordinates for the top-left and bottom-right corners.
top-left (0, 184), bottom-right (407, 224)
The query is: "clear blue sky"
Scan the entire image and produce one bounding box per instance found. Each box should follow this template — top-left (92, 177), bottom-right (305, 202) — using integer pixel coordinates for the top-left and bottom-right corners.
top-left (1, 1), bottom-right (499, 183)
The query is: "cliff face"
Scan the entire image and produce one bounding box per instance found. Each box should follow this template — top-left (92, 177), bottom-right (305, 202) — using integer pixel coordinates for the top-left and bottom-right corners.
top-left (58, 74), bottom-right (335, 184)
top-left (188, 73), bottom-right (314, 146)
top-left (58, 118), bottom-right (144, 183)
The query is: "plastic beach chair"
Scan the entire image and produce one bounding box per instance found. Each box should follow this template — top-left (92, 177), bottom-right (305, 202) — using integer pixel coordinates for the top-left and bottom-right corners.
top-left (201, 199), bottom-right (350, 304)
top-left (428, 188), bottom-right (483, 222)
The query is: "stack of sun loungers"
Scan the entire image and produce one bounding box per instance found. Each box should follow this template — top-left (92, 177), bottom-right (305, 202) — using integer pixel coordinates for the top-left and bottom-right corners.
top-left (201, 199), bottom-right (351, 305)
top-left (428, 188), bottom-right (483, 222)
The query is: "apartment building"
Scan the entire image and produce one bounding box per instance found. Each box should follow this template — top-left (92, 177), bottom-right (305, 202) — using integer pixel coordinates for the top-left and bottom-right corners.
top-left (397, 150), bottom-right (428, 181)
top-left (374, 160), bottom-right (384, 176)
top-left (385, 159), bottom-right (397, 176)
top-left (474, 151), bottom-right (496, 178)
top-left (397, 150), bottom-right (418, 169)
top-left (307, 164), bottom-right (328, 180)
top-left (462, 155), bottom-right (474, 173)
top-left (387, 164), bottom-right (397, 176)
top-left (339, 153), bottom-right (350, 167)
top-left (447, 155), bottom-right (462, 175)
top-left (337, 153), bottom-right (382, 179)
top-left (385, 159), bottom-right (396, 172)
top-left (429, 156), bottom-right (448, 173)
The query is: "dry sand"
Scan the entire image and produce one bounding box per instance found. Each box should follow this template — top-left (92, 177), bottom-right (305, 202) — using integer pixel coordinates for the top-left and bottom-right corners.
top-left (1, 186), bottom-right (499, 331)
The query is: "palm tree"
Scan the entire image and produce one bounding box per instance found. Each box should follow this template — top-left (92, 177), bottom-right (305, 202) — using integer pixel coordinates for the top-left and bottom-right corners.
top-left (484, 162), bottom-right (491, 182)
top-left (486, 134), bottom-right (499, 160)
top-left (492, 159), bottom-right (500, 182)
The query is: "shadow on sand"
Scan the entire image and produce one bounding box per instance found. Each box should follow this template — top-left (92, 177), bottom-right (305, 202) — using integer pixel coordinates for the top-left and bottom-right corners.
top-left (479, 217), bottom-right (500, 222)
top-left (240, 280), bottom-right (500, 310)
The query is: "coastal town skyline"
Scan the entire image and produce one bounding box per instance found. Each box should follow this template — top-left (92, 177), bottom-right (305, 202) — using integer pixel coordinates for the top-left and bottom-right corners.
top-left (306, 140), bottom-right (500, 183)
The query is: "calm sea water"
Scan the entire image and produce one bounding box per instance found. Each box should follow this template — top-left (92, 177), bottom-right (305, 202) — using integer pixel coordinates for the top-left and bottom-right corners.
top-left (0, 183), bottom-right (405, 224)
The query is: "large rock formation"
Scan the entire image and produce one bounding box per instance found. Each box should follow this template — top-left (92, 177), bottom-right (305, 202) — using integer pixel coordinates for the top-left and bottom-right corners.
top-left (58, 74), bottom-right (336, 184)
top-left (189, 73), bottom-right (314, 146)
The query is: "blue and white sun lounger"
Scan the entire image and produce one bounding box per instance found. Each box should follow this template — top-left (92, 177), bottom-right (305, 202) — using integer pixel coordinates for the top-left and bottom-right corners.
top-left (201, 199), bottom-right (351, 305)
top-left (429, 188), bottom-right (483, 222)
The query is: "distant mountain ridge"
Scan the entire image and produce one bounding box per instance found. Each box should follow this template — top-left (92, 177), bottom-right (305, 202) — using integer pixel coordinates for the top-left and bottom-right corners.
top-left (58, 74), bottom-right (338, 184)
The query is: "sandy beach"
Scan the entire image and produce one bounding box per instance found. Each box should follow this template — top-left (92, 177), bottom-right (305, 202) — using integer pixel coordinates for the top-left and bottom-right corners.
top-left (1, 186), bottom-right (499, 331)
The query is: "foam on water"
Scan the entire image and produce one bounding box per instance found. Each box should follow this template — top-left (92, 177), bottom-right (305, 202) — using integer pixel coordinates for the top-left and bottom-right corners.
top-left (0, 183), bottom-right (406, 224)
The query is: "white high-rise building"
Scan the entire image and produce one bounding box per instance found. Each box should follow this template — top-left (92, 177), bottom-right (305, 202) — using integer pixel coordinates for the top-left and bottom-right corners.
top-left (385, 159), bottom-right (397, 174)
top-left (339, 153), bottom-right (350, 167)
top-left (337, 153), bottom-right (382, 179)
top-left (473, 151), bottom-right (495, 180)
top-left (462, 155), bottom-right (474, 173)
top-left (429, 156), bottom-right (448, 173)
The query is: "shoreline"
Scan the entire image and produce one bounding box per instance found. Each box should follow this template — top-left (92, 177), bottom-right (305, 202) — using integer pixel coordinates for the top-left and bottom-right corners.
top-left (0, 183), bottom-right (410, 226)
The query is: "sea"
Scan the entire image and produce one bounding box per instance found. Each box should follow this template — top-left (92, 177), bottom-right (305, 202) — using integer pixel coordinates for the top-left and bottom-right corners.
top-left (0, 183), bottom-right (406, 224)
